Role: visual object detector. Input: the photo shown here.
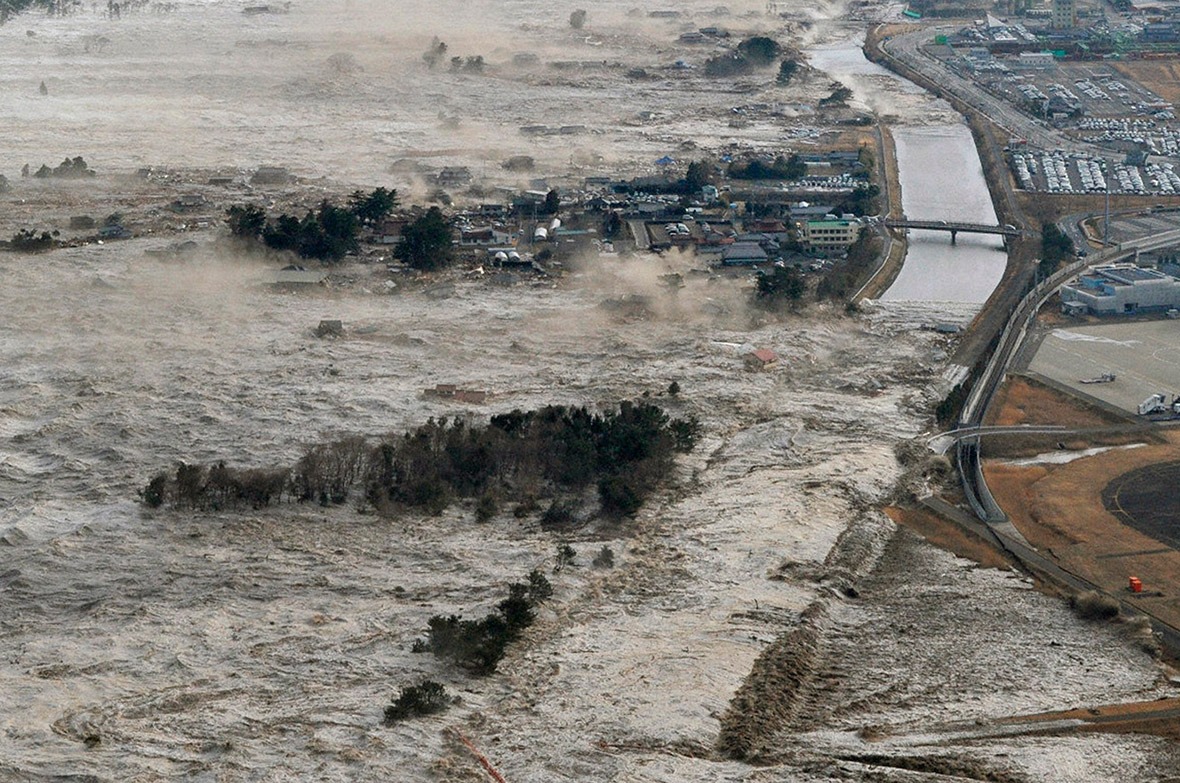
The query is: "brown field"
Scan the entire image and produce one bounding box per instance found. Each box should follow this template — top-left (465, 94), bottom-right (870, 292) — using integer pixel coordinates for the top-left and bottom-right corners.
top-left (1113, 60), bottom-right (1180, 106)
top-left (884, 505), bottom-right (1012, 569)
top-left (985, 375), bottom-right (1125, 428)
top-left (1014, 190), bottom-right (1180, 223)
top-left (985, 429), bottom-right (1180, 632)
top-left (1003, 696), bottom-right (1180, 740)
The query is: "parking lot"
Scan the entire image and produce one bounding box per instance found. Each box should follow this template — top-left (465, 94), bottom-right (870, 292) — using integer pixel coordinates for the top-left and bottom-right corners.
top-left (959, 56), bottom-right (1180, 196)
top-left (1103, 210), bottom-right (1180, 244)
top-left (977, 60), bottom-right (1172, 130)
top-left (1008, 148), bottom-right (1180, 194)
top-left (1026, 319), bottom-right (1180, 412)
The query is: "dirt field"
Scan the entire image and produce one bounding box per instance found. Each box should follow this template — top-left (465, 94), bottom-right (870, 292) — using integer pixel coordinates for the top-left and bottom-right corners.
top-left (986, 430), bottom-right (1180, 632)
top-left (885, 504), bottom-right (1012, 569)
top-left (985, 375), bottom-right (1125, 428)
top-left (1113, 60), bottom-right (1180, 107)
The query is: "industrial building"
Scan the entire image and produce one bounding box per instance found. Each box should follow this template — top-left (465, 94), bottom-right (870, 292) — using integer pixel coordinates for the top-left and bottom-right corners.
top-left (1060, 263), bottom-right (1180, 315)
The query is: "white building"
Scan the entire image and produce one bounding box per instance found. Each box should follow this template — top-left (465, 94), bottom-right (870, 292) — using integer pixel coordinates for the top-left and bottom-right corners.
top-left (1051, 0), bottom-right (1076, 29)
top-left (1015, 51), bottom-right (1056, 70)
top-left (1061, 264), bottom-right (1180, 315)
top-left (798, 218), bottom-right (861, 254)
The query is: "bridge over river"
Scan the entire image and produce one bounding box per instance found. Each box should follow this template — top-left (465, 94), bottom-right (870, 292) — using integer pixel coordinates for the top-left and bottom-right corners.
top-left (883, 218), bottom-right (1022, 245)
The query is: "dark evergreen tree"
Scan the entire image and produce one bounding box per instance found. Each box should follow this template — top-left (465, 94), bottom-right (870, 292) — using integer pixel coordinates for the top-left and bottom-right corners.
top-left (395, 207), bottom-right (454, 270)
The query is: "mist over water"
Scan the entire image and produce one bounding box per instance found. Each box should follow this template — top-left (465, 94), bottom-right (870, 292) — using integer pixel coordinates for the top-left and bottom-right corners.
top-left (2, 4), bottom-right (1176, 781)
top-left (1, 0), bottom-right (774, 185)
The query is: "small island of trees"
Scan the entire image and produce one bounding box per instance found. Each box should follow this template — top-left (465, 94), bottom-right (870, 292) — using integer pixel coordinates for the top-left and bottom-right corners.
top-left (141, 400), bottom-right (701, 520)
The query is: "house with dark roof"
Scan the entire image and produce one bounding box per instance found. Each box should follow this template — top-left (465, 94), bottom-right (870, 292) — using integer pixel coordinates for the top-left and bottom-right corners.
top-left (721, 242), bottom-right (769, 266)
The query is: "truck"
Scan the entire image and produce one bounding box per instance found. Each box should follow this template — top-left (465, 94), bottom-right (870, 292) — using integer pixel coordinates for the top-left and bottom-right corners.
top-left (1138, 393), bottom-right (1168, 415)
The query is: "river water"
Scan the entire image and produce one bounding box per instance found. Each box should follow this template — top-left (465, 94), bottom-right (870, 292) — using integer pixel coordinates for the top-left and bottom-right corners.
top-left (808, 35), bottom-right (1008, 313)
top-left (882, 124), bottom-right (1008, 305)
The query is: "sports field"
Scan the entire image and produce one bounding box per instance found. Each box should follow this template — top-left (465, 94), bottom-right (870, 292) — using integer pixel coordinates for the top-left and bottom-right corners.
top-left (1103, 460), bottom-right (1180, 549)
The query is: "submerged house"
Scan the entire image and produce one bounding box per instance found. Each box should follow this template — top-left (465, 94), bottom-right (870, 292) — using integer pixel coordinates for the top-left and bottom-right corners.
top-left (744, 348), bottom-right (779, 371)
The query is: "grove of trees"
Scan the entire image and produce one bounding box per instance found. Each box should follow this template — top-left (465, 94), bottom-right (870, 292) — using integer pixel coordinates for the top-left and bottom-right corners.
top-left (833, 183), bottom-right (880, 216)
top-left (819, 82), bottom-right (854, 107)
top-left (1040, 223), bottom-right (1075, 278)
top-left (777, 58), bottom-right (799, 85)
top-left (224, 187), bottom-right (397, 263)
top-left (31, 156), bottom-right (95, 179)
top-left (815, 228), bottom-right (882, 301)
top-left (9, 229), bottom-right (59, 252)
top-left (395, 206), bottom-right (454, 270)
top-left (728, 154), bottom-right (806, 181)
top-left (384, 680), bottom-right (451, 724)
top-left (1, 0), bottom-right (50, 23)
top-left (413, 569), bottom-right (554, 674)
top-left (755, 265), bottom-right (805, 306)
top-left (141, 400), bottom-right (700, 520)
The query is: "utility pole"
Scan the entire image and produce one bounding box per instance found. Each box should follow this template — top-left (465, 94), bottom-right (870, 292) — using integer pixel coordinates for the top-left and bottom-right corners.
top-left (1104, 176), bottom-right (1111, 245)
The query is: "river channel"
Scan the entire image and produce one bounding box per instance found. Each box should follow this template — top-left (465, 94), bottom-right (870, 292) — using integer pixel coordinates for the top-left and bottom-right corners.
top-left (883, 124), bottom-right (1008, 305)
top-left (809, 34), bottom-right (1009, 312)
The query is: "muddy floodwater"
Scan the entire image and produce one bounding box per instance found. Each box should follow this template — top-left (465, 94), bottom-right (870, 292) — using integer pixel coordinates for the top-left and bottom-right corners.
top-left (883, 124), bottom-right (1008, 307)
top-left (1, 0), bottom-right (1179, 780)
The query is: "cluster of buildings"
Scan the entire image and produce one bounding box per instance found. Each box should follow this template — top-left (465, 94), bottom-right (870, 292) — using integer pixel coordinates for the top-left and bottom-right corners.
top-left (942, 0), bottom-right (1180, 57)
top-left (372, 156), bottom-right (871, 270)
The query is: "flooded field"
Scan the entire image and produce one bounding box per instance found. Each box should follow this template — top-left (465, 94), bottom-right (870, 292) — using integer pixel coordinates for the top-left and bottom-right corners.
top-left (3, 244), bottom-right (1176, 780)
top-left (1, 0), bottom-right (853, 194)
top-left (2, 0), bottom-right (1179, 780)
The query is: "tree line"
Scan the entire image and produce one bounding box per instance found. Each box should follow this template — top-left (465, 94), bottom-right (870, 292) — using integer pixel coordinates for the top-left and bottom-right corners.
top-left (225, 187), bottom-right (398, 263)
top-left (141, 400), bottom-right (700, 520)
top-left (728, 154), bottom-right (806, 182)
top-left (226, 191), bottom-right (456, 269)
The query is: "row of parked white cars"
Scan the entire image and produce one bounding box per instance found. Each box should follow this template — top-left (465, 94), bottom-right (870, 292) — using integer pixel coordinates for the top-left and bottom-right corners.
top-left (1075, 157), bottom-right (1108, 192)
top-left (1144, 162), bottom-right (1180, 194)
top-left (1011, 150), bottom-right (1038, 190)
top-left (1010, 149), bottom-right (1158, 194)
top-left (1040, 151), bottom-right (1074, 193)
top-left (1111, 161), bottom-right (1147, 193)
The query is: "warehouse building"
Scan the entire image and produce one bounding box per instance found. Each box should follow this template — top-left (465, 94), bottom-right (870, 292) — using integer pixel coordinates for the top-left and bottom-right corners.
top-left (1060, 264), bottom-right (1180, 315)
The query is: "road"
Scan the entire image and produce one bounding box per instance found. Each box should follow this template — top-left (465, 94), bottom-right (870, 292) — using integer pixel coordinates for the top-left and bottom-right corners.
top-left (879, 28), bottom-right (1137, 161)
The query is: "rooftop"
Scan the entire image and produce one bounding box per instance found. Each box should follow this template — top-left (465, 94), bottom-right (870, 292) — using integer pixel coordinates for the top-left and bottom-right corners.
top-left (1099, 266), bottom-right (1170, 285)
